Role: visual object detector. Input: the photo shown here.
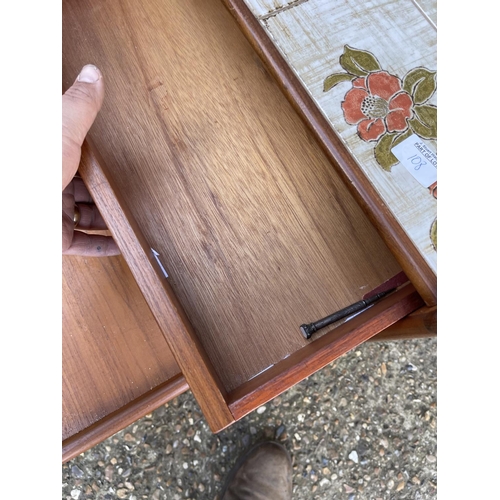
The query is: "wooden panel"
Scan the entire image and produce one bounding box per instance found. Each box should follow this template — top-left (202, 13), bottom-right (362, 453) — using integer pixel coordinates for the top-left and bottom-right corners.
top-left (222, 0), bottom-right (437, 305)
top-left (63, 0), bottom-right (402, 398)
top-left (62, 253), bottom-right (182, 440)
top-left (367, 305), bottom-right (436, 341)
top-left (78, 142), bottom-right (235, 432)
top-left (62, 375), bottom-right (188, 463)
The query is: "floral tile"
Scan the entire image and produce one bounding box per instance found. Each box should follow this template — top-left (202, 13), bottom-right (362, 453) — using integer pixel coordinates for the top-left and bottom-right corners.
top-left (244, 0), bottom-right (437, 273)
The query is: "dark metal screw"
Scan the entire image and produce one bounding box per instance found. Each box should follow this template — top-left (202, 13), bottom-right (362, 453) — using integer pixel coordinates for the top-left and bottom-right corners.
top-left (300, 289), bottom-right (395, 339)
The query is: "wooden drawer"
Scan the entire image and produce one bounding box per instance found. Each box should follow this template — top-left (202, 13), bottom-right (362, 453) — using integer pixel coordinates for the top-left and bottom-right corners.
top-left (62, 0), bottom-right (434, 434)
top-left (62, 253), bottom-right (188, 462)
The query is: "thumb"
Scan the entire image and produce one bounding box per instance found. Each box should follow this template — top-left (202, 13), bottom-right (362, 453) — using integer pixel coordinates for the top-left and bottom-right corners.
top-left (62, 64), bottom-right (105, 190)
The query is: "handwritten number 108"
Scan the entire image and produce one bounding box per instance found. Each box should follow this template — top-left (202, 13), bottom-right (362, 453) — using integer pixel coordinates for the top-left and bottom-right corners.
top-left (407, 154), bottom-right (426, 171)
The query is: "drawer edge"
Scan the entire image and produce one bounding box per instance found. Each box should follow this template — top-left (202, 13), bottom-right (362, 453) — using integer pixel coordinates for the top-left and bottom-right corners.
top-left (227, 284), bottom-right (424, 420)
top-left (78, 140), bottom-right (234, 432)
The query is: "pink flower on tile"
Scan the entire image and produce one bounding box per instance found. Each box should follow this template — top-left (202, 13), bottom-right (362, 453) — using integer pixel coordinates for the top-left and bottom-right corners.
top-left (428, 181), bottom-right (437, 199)
top-left (341, 71), bottom-right (413, 142)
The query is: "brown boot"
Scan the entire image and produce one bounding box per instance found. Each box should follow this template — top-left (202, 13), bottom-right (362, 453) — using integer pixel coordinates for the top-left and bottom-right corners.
top-left (220, 441), bottom-right (293, 500)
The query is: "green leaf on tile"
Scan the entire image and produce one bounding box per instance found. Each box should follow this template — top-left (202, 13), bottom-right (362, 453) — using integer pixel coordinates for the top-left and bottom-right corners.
top-left (323, 73), bottom-right (354, 92)
top-left (374, 129), bottom-right (412, 171)
top-left (409, 105), bottom-right (437, 139)
top-left (403, 67), bottom-right (437, 104)
top-left (340, 45), bottom-right (381, 76)
top-left (430, 218), bottom-right (437, 251)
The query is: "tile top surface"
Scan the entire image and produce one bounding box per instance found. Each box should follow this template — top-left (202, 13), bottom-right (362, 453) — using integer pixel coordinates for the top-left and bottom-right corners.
top-left (244, 0), bottom-right (437, 274)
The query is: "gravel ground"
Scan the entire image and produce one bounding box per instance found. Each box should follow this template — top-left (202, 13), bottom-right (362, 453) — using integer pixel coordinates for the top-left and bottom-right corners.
top-left (62, 338), bottom-right (437, 500)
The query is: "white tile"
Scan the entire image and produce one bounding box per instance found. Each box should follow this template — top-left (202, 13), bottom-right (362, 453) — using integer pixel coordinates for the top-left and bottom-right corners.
top-left (258, 0), bottom-right (438, 271)
top-left (243, 0), bottom-right (308, 19)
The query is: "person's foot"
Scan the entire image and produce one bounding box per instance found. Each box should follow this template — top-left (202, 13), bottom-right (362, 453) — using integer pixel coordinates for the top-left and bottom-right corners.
top-left (220, 441), bottom-right (292, 499)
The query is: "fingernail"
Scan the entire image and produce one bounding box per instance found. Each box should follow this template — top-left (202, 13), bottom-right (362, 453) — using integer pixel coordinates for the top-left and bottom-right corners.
top-left (77, 64), bottom-right (101, 83)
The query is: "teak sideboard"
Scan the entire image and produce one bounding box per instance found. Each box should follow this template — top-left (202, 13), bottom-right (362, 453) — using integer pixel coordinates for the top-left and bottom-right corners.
top-left (62, 0), bottom-right (436, 462)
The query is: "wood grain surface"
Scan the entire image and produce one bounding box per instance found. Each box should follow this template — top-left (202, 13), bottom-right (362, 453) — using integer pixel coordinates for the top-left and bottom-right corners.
top-left (63, 374), bottom-right (188, 463)
top-left (62, 254), bottom-right (183, 441)
top-left (63, 0), bottom-right (402, 397)
top-left (78, 142), bottom-right (235, 432)
top-left (368, 305), bottom-right (436, 341)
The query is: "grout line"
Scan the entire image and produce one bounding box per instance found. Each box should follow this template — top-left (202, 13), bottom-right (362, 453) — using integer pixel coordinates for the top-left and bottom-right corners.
top-left (258, 0), bottom-right (310, 21)
top-left (409, 0), bottom-right (437, 30)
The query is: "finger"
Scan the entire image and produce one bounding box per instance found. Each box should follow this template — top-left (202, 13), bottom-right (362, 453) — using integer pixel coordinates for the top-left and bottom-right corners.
top-left (62, 65), bottom-right (105, 190)
top-left (62, 188), bottom-right (75, 218)
top-left (62, 231), bottom-right (120, 257)
top-left (75, 203), bottom-right (108, 230)
top-left (62, 211), bottom-right (75, 253)
top-left (72, 177), bottom-right (93, 203)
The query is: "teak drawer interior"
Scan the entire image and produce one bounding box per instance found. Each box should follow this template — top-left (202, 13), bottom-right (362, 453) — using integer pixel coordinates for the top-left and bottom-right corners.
top-left (63, 0), bottom-right (424, 432)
